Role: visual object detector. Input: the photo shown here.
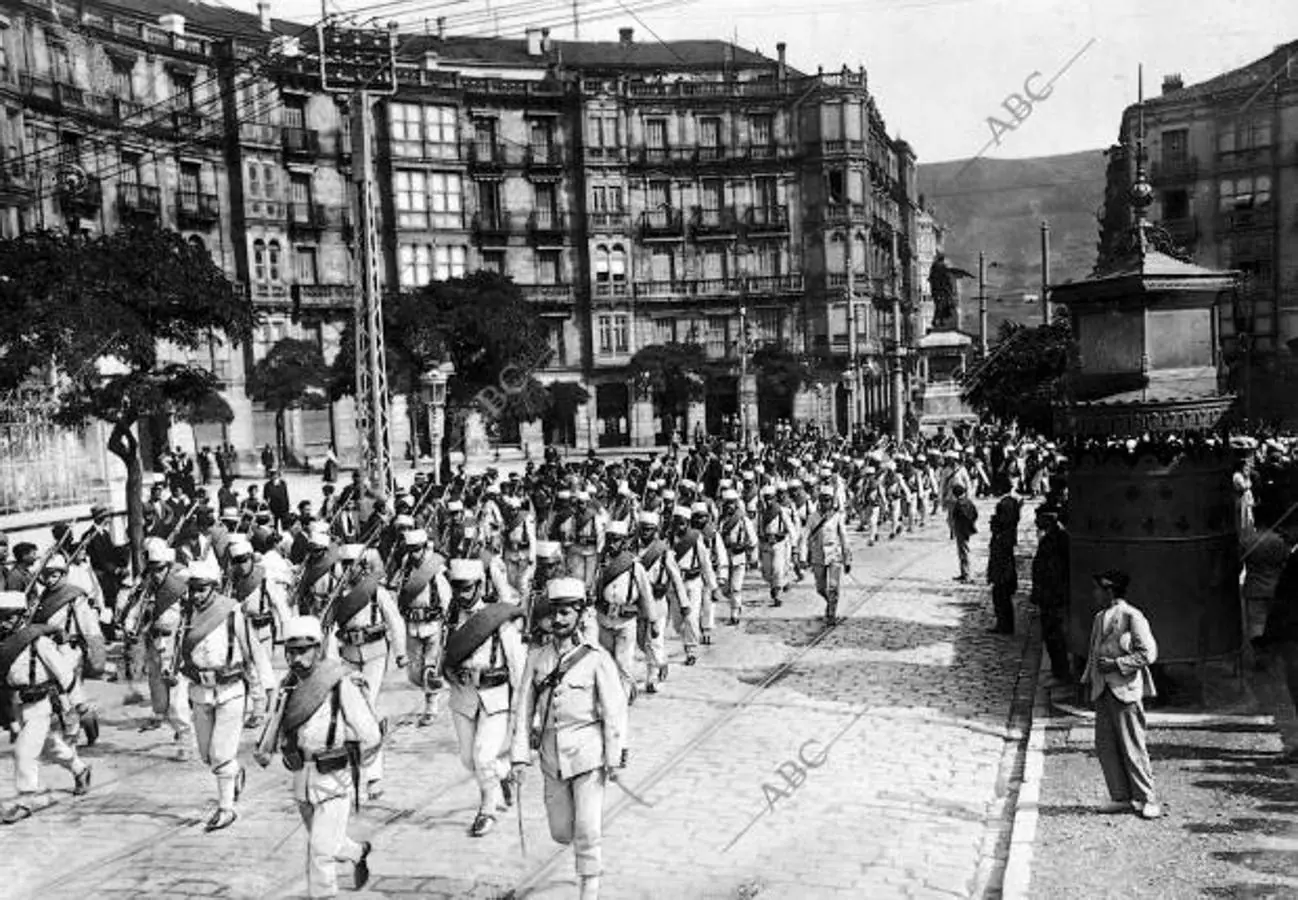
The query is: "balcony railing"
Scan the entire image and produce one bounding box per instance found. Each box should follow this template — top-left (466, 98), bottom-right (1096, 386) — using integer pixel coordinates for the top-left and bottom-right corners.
top-left (292, 284), bottom-right (355, 310)
top-left (584, 146), bottom-right (626, 162)
top-left (177, 190), bottom-right (220, 227)
top-left (288, 202), bottom-right (328, 235)
top-left (692, 206), bottom-right (738, 236)
top-left (526, 144), bottom-right (564, 168)
top-left (823, 202), bottom-right (866, 224)
top-left (745, 274), bottom-right (804, 294)
top-left (639, 209), bottom-right (685, 238)
top-left (114, 97), bottom-right (144, 120)
top-left (117, 182), bottom-right (161, 217)
top-left (18, 73), bottom-right (55, 103)
top-left (745, 205), bottom-right (789, 233)
top-left (820, 139), bottom-right (866, 156)
top-left (1216, 146), bottom-right (1273, 173)
top-left (1219, 207), bottom-right (1271, 232)
top-left (283, 126), bottom-right (321, 159)
top-left (588, 211), bottom-right (630, 231)
top-left (468, 140), bottom-right (508, 167)
top-left (529, 209), bottom-right (567, 243)
top-left (167, 107), bottom-right (206, 135)
top-left (472, 209), bottom-right (516, 241)
top-left (593, 281), bottom-right (631, 298)
top-left (520, 284), bottom-right (575, 305)
top-left (625, 79), bottom-right (792, 100)
top-left (1150, 156), bottom-right (1198, 183)
top-left (632, 146), bottom-right (694, 166)
top-left (632, 275), bottom-right (804, 298)
top-left (695, 144), bottom-right (727, 162)
top-left (240, 122), bottom-right (281, 146)
top-left (53, 81), bottom-right (85, 109)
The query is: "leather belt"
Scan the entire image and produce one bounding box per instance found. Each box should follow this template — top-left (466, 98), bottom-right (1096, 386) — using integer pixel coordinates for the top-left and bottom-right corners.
top-left (17, 683), bottom-right (57, 703)
top-left (184, 666), bottom-right (244, 687)
top-left (596, 600), bottom-right (638, 619)
top-left (339, 624), bottom-right (387, 645)
top-left (310, 747), bottom-right (350, 774)
top-left (452, 668), bottom-right (509, 689)
top-left (406, 607), bottom-right (441, 624)
top-left (247, 612), bottom-right (274, 629)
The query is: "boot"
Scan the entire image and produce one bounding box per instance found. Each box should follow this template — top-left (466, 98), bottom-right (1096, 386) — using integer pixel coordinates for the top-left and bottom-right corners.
top-left (579, 874), bottom-right (601, 900)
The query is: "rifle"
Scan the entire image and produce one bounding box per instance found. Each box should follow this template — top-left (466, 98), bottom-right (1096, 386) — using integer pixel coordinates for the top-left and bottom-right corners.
top-left (163, 601), bottom-right (192, 686)
top-left (318, 522), bottom-right (386, 634)
top-left (166, 502), bottom-right (201, 547)
top-left (254, 674), bottom-right (296, 766)
top-left (19, 522), bottom-right (89, 627)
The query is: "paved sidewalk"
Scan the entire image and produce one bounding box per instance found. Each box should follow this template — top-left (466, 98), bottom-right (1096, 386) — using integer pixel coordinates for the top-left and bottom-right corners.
top-left (0, 497), bottom-right (1039, 899)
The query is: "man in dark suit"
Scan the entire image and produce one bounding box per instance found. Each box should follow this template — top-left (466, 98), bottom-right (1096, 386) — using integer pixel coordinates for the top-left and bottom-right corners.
top-left (85, 503), bottom-right (129, 624)
top-left (264, 469), bottom-right (291, 531)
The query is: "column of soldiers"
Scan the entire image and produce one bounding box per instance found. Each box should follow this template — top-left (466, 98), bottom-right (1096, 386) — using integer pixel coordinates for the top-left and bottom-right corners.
top-left (0, 425), bottom-right (1066, 898)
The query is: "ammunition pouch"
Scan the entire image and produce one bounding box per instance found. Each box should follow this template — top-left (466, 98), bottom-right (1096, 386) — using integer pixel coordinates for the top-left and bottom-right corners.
top-left (282, 747), bottom-right (305, 772)
top-left (247, 612), bottom-right (274, 629)
top-left (421, 667), bottom-right (443, 692)
top-left (406, 606), bottom-right (441, 624)
top-left (17, 683), bottom-right (58, 704)
top-left (339, 624), bottom-right (387, 646)
top-left (452, 667), bottom-right (509, 689)
top-left (313, 747), bottom-right (350, 775)
top-left (596, 600), bottom-right (638, 620)
top-left (183, 665), bottom-right (244, 688)
top-left (529, 727), bottom-right (541, 751)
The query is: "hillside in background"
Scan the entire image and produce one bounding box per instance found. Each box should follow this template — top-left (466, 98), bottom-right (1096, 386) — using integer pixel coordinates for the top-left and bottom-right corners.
top-left (916, 150), bottom-right (1108, 338)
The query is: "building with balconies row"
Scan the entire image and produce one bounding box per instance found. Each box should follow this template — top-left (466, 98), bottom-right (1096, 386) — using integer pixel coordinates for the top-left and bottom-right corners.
top-left (1104, 43), bottom-right (1298, 423)
top-left (0, 0), bottom-right (924, 465)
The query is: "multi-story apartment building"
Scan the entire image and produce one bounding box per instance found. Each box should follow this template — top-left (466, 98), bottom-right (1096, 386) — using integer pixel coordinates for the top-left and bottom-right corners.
top-left (1105, 43), bottom-right (1298, 421)
top-left (0, 0), bottom-right (921, 461)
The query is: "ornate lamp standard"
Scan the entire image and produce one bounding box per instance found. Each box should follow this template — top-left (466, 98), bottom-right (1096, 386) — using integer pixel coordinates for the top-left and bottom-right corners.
top-left (419, 362), bottom-right (453, 484)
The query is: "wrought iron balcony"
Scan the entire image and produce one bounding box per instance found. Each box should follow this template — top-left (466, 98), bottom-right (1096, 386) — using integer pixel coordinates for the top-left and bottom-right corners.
top-left (692, 206), bottom-right (738, 237)
top-left (819, 138), bottom-right (866, 157)
top-left (520, 283), bottom-right (575, 306)
top-left (745, 205), bottom-right (789, 234)
top-left (239, 122), bottom-right (282, 147)
top-left (822, 201), bottom-right (866, 225)
top-left (117, 182), bottom-right (161, 218)
top-left (467, 140), bottom-right (508, 168)
top-left (528, 209), bottom-right (567, 243)
top-left (177, 190), bottom-right (220, 228)
top-left (525, 143), bottom-right (564, 169)
top-left (114, 97), bottom-right (144, 120)
top-left (1150, 156), bottom-right (1197, 184)
top-left (744, 274), bottom-right (804, 294)
top-left (588, 211), bottom-right (630, 231)
top-left (168, 107), bottom-right (206, 135)
top-left (695, 144), bottom-right (728, 163)
top-left (288, 202), bottom-right (328, 237)
top-left (1219, 207), bottom-right (1271, 232)
top-left (472, 208), bottom-right (515, 242)
top-left (593, 281), bottom-right (631, 298)
top-left (631, 146), bottom-right (693, 167)
top-left (292, 283), bottom-right (354, 310)
top-left (639, 208), bottom-right (685, 239)
top-left (282, 126), bottom-right (321, 159)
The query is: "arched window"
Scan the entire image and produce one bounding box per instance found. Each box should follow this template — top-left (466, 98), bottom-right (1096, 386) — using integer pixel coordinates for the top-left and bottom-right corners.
top-left (252, 239), bottom-right (266, 284)
top-left (610, 244), bottom-right (627, 290)
top-left (268, 240), bottom-right (282, 283)
top-left (594, 243), bottom-right (610, 287)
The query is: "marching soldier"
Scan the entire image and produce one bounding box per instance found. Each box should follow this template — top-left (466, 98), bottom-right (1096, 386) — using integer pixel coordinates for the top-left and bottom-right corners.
top-left (635, 511), bottom-right (685, 693)
top-left (328, 542), bottom-right (406, 799)
top-left (565, 491), bottom-right (604, 597)
top-left (510, 576), bottom-right (628, 900)
top-left (227, 536), bottom-right (289, 729)
top-left (392, 530), bottom-right (452, 727)
top-left (133, 542), bottom-right (195, 757)
top-left (0, 590), bottom-right (92, 824)
top-left (717, 489), bottom-right (758, 625)
top-left (255, 616), bottom-right (382, 898)
top-left (526, 540), bottom-right (566, 643)
top-left (806, 485), bottom-right (852, 625)
top-left (593, 520), bottom-right (653, 699)
top-left (691, 502), bottom-right (726, 646)
top-left (177, 571), bottom-right (270, 831)
top-left (756, 485), bottom-right (796, 607)
top-left (29, 554), bottom-right (104, 746)
top-left (296, 532), bottom-right (341, 616)
top-left (669, 505), bottom-right (717, 667)
top-left (441, 558), bottom-right (525, 837)
top-left (500, 495), bottom-right (537, 600)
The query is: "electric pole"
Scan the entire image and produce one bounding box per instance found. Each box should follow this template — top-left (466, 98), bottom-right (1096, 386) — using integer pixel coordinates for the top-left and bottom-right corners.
top-left (977, 251), bottom-right (988, 359)
top-left (319, 12), bottom-right (398, 498)
top-left (889, 229), bottom-right (904, 442)
top-left (1041, 220), bottom-right (1051, 325)
top-left (844, 229), bottom-right (859, 435)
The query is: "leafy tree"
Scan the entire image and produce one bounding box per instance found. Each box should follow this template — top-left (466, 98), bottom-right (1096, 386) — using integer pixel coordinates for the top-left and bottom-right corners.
top-left (962, 318), bottom-right (1072, 434)
top-left (752, 346), bottom-right (845, 401)
top-left (0, 226), bottom-right (254, 563)
top-left (542, 381), bottom-right (589, 445)
top-left (246, 338), bottom-right (330, 469)
top-left (627, 342), bottom-right (708, 421)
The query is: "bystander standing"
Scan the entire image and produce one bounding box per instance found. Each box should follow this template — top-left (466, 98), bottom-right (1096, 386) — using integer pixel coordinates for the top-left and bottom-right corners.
top-left (949, 483), bottom-right (977, 583)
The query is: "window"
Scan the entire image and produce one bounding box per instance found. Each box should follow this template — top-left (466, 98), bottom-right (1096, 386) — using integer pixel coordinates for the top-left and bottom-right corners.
top-left (1220, 176), bottom-right (1272, 211)
top-left (58, 133), bottom-right (80, 168)
top-left (290, 174), bottom-right (312, 220)
top-left (180, 163), bottom-right (201, 196)
top-left (754, 176), bottom-right (778, 210)
top-left (1161, 189), bottom-right (1190, 221)
top-left (820, 103), bottom-right (843, 140)
top-left (395, 170), bottom-right (428, 228)
top-left (399, 244), bottom-right (432, 287)
top-left (434, 245), bottom-right (466, 281)
top-left (283, 100), bottom-right (306, 130)
top-left (429, 172), bottom-right (462, 228)
top-left (755, 309), bottom-right (782, 346)
top-left (698, 117), bottom-right (722, 156)
top-left (827, 169), bottom-right (846, 204)
top-left (390, 103), bottom-right (459, 159)
top-left (754, 243), bottom-right (782, 276)
top-left (1161, 129), bottom-right (1187, 165)
top-left (610, 244), bottom-right (627, 289)
top-left (700, 178), bottom-right (724, 212)
top-left (478, 180), bottom-right (501, 216)
top-left (480, 250), bottom-right (505, 274)
top-left (534, 182), bottom-right (557, 219)
top-left (653, 317), bottom-right (676, 345)
top-left (1245, 120), bottom-right (1272, 149)
top-left (702, 248), bottom-right (726, 280)
top-left (171, 73), bottom-right (195, 109)
top-left (120, 152), bottom-right (141, 185)
top-left (530, 118), bottom-right (553, 149)
top-left (598, 314), bottom-right (629, 355)
top-left (645, 118), bottom-right (668, 148)
top-left (649, 179), bottom-right (671, 209)
top-left (705, 316), bottom-right (729, 358)
top-left (589, 114), bottom-right (620, 148)
top-left (609, 186), bottom-right (623, 210)
top-left (650, 247), bottom-right (674, 282)
top-left (295, 247), bottom-right (318, 284)
top-left (536, 250), bottom-right (561, 284)
top-left (750, 114), bottom-right (773, 147)
top-left (111, 61), bottom-right (133, 99)
top-left (547, 322), bottom-right (567, 367)
top-left (594, 245), bottom-right (610, 288)
top-left (424, 106), bottom-right (458, 154)
top-left (253, 239), bottom-right (267, 284)
top-left (268, 240), bottom-right (283, 284)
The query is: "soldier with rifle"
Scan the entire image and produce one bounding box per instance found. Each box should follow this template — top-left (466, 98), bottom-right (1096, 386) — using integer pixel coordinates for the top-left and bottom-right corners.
top-left (634, 511), bottom-right (685, 694)
top-left (391, 529), bottom-right (451, 727)
top-left (0, 590), bottom-right (92, 824)
top-left (295, 532), bottom-right (342, 617)
top-left (177, 571), bottom-right (269, 832)
top-left (510, 576), bottom-right (628, 900)
top-left (127, 540), bottom-right (194, 757)
top-left (717, 488), bottom-right (759, 626)
top-left (668, 505), bottom-right (717, 668)
top-left (525, 540), bottom-right (566, 645)
top-left (592, 520), bottom-right (653, 703)
top-left (499, 495), bottom-right (537, 601)
top-left (441, 558), bottom-right (525, 838)
top-left (325, 542), bottom-right (406, 800)
top-left (27, 553), bottom-right (105, 746)
top-left (254, 616), bottom-right (382, 897)
top-left (227, 536), bottom-right (290, 730)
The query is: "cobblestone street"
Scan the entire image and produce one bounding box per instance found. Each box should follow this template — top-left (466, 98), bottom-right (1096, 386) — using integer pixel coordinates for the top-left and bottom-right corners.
top-left (0, 499), bottom-right (1037, 899)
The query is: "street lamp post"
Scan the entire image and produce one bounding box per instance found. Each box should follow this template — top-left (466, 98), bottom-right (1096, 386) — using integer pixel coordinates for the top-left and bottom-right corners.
top-left (739, 302), bottom-right (750, 448)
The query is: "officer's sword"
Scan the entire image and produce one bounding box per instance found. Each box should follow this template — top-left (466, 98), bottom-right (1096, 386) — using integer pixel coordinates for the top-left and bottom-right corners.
top-left (513, 771), bottom-right (528, 857)
top-left (609, 774), bottom-right (655, 808)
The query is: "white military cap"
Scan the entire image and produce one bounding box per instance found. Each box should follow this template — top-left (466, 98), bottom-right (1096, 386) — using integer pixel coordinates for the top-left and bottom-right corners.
top-left (283, 616), bottom-right (323, 647)
top-left (44, 553), bottom-right (69, 572)
top-left (187, 555), bottom-right (222, 583)
top-left (143, 536), bottom-right (167, 557)
top-left (547, 576), bottom-right (586, 603)
top-left (485, 483), bottom-right (501, 495)
top-left (394, 514), bottom-right (415, 529)
top-left (760, 484), bottom-right (775, 497)
top-left (448, 558), bottom-right (485, 582)
top-left (661, 489), bottom-right (677, 501)
top-left (220, 507), bottom-right (240, 520)
top-left (943, 450), bottom-right (959, 460)
top-left (741, 470), bottom-right (755, 480)
top-left (618, 481), bottom-right (633, 497)
top-left (535, 540), bottom-right (563, 560)
top-left (307, 531), bottom-right (331, 548)
top-left (884, 460), bottom-right (897, 472)
top-left (789, 479), bottom-right (802, 489)
top-left (678, 478), bottom-right (695, 491)
top-left (146, 543), bottom-right (177, 565)
top-left (556, 490), bottom-right (572, 501)
top-left (606, 520), bottom-right (630, 538)
top-left (446, 500), bottom-right (465, 512)
top-left (775, 480), bottom-right (788, 491)
top-left (672, 505), bottom-right (692, 519)
top-left (895, 453), bottom-right (910, 463)
top-left (819, 485), bottom-right (835, 497)
top-left (340, 543), bottom-right (365, 562)
top-left (0, 591), bottom-right (26, 612)
top-left (646, 479), bottom-right (660, 491)
top-left (227, 538), bottom-right (253, 560)
top-left (721, 488), bottom-right (740, 501)
top-left (637, 511), bottom-right (660, 527)
top-left (574, 489), bottom-right (589, 501)
top-left (718, 478), bottom-right (734, 491)
top-left (690, 502), bottom-right (709, 516)
top-left (403, 529), bottom-right (428, 546)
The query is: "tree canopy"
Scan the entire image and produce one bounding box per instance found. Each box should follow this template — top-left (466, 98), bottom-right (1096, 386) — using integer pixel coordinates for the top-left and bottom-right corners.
top-left (627, 342), bottom-right (708, 413)
top-left (247, 337), bottom-right (330, 468)
top-left (0, 225), bottom-right (254, 562)
top-left (752, 346), bottom-right (844, 400)
top-left (962, 318), bottom-right (1071, 434)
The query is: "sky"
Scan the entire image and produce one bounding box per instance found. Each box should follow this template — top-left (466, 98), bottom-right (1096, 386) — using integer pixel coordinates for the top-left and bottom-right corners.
top-left (268, 0), bottom-right (1298, 164)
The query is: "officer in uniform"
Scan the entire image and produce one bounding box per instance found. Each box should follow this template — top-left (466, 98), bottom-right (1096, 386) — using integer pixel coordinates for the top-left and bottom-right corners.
top-left (806, 485), bottom-right (852, 625)
top-left (593, 520), bottom-right (653, 700)
top-left (0, 591), bottom-right (91, 824)
top-left (634, 512), bottom-right (685, 693)
top-left (756, 486), bottom-right (796, 607)
top-left (255, 616), bottom-right (382, 898)
top-left (391, 530), bottom-right (451, 727)
top-left (228, 536), bottom-right (289, 729)
top-left (717, 488), bottom-right (758, 625)
top-left (511, 576), bottom-right (628, 900)
top-left (134, 543), bottom-right (195, 758)
top-left (441, 558), bottom-right (525, 837)
top-left (178, 571), bottom-right (270, 831)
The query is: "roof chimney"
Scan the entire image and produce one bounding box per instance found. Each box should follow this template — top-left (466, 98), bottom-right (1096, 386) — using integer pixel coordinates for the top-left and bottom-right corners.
top-left (776, 41), bottom-right (786, 80)
top-left (541, 27), bottom-right (551, 54)
top-left (158, 13), bottom-right (185, 35)
top-left (1162, 73), bottom-right (1183, 95)
top-left (437, 16), bottom-right (445, 39)
top-left (257, 1), bottom-right (272, 33)
top-left (619, 27), bottom-right (634, 46)
top-left (526, 27), bottom-right (542, 56)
